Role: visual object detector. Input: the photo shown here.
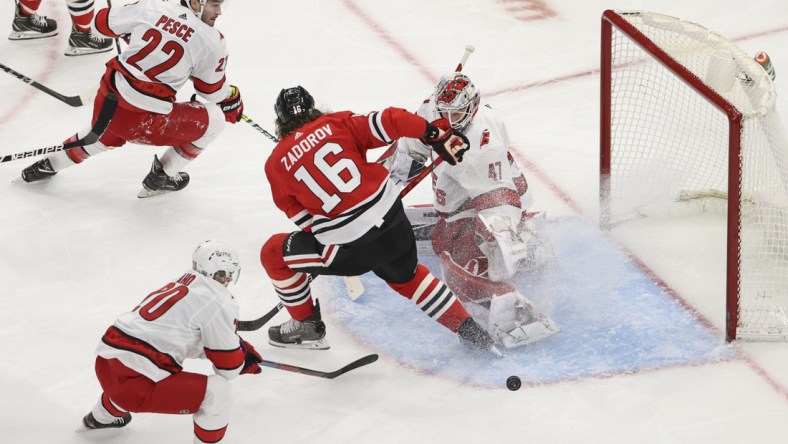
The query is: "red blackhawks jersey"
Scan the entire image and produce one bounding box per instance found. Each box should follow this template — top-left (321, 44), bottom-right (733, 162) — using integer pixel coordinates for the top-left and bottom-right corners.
top-left (94, 0), bottom-right (231, 114)
top-left (94, 271), bottom-right (245, 382)
top-left (265, 108), bottom-right (429, 245)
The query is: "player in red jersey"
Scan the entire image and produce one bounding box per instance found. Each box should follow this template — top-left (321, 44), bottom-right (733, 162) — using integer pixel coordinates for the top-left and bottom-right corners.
top-left (260, 85), bottom-right (499, 355)
top-left (19, 0), bottom-right (244, 198)
top-left (80, 241), bottom-right (262, 444)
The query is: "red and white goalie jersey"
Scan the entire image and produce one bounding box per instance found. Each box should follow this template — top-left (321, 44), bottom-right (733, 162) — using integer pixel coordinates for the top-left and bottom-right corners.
top-left (95, 271), bottom-right (246, 382)
top-left (265, 108), bottom-right (429, 245)
top-left (398, 97), bottom-right (531, 226)
top-left (94, 0), bottom-right (231, 113)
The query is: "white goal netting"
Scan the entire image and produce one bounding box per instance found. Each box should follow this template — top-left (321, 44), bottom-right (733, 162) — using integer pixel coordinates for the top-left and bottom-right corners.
top-left (603, 11), bottom-right (788, 340)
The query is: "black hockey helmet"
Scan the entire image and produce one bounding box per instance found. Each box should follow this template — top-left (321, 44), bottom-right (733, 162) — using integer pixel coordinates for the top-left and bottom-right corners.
top-left (275, 86), bottom-right (315, 123)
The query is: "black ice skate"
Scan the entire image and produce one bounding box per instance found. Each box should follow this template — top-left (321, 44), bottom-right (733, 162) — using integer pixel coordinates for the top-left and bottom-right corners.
top-left (20, 158), bottom-right (57, 183)
top-left (9, 8), bottom-right (57, 40)
top-left (138, 155), bottom-right (190, 198)
top-left (269, 300), bottom-right (329, 350)
top-left (65, 26), bottom-right (113, 56)
top-left (457, 317), bottom-right (502, 357)
top-left (81, 412), bottom-right (132, 430)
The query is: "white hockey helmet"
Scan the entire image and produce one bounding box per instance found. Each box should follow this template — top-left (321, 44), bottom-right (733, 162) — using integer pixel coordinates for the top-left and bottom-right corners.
top-left (192, 240), bottom-right (241, 287)
top-left (434, 73), bottom-right (481, 132)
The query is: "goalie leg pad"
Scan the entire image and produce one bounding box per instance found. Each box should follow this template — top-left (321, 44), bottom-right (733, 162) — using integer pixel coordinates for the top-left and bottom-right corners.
top-left (477, 213), bottom-right (530, 282)
top-left (487, 291), bottom-right (559, 348)
top-left (438, 251), bottom-right (516, 303)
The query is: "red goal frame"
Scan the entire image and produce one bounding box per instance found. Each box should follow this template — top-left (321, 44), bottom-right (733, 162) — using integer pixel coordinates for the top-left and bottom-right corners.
top-left (599, 9), bottom-right (744, 342)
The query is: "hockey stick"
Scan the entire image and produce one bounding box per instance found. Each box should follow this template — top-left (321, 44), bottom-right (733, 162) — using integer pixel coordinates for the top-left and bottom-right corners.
top-left (1, 93), bottom-right (118, 163)
top-left (0, 61), bottom-right (97, 107)
top-left (237, 302), bottom-right (283, 332)
top-left (240, 114), bottom-right (278, 143)
top-left (345, 45), bottom-right (475, 301)
top-left (259, 353), bottom-right (378, 379)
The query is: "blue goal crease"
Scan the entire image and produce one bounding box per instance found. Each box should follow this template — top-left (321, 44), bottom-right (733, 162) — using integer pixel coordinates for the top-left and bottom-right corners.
top-left (322, 219), bottom-right (735, 388)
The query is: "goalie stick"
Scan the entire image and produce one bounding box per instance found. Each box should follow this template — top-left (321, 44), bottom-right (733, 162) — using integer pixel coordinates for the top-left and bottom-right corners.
top-left (260, 353), bottom-right (378, 379)
top-left (1, 93), bottom-right (118, 163)
top-left (0, 61), bottom-right (97, 108)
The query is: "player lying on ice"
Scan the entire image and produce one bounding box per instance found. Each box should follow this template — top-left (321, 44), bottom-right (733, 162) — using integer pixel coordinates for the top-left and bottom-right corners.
top-left (260, 85), bottom-right (502, 356)
top-left (386, 73), bottom-right (559, 349)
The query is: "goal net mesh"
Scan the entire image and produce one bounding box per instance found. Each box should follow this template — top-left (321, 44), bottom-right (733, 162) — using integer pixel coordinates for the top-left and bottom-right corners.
top-left (604, 11), bottom-right (788, 340)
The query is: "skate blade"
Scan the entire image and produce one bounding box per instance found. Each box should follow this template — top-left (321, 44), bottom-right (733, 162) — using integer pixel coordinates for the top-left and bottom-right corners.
top-left (268, 338), bottom-right (330, 351)
top-left (8, 30), bottom-right (58, 40)
top-left (64, 46), bottom-right (114, 57)
top-left (137, 188), bottom-right (173, 198)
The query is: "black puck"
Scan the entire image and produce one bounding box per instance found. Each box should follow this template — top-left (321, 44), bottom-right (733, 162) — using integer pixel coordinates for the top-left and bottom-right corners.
top-left (506, 375), bottom-right (521, 391)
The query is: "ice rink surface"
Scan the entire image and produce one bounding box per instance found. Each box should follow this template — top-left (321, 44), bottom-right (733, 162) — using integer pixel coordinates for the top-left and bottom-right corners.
top-left (1, 0), bottom-right (787, 443)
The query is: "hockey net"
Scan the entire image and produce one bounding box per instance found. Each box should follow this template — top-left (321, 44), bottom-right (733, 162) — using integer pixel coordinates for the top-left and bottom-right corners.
top-left (600, 10), bottom-right (788, 341)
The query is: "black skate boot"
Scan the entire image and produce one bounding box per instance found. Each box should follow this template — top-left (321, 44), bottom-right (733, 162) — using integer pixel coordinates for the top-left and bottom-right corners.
top-left (65, 25), bottom-right (113, 56)
top-left (20, 158), bottom-right (57, 183)
top-left (9, 5), bottom-right (57, 40)
top-left (269, 300), bottom-right (329, 350)
top-left (82, 411), bottom-right (132, 430)
top-left (138, 155), bottom-right (190, 198)
top-left (457, 317), bottom-right (502, 356)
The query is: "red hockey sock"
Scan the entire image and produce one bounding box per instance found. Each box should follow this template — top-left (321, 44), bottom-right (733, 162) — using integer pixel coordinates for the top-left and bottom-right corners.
top-left (387, 264), bottom-right (471, 332)
top-left (260, 234), bottom-right (314, 321)
top-left (67, 0), bottom-right (95, 32)
top-left (17, 0), bottom-right (42, 15)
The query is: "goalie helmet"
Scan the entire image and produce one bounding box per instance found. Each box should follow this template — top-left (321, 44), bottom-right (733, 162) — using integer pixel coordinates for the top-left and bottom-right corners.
top-left (275, 86), bottom-right (315, 123)
top-left (434, 73), bottom-right (481, 132)
top-left (192, 240), bottom-right (241, 287)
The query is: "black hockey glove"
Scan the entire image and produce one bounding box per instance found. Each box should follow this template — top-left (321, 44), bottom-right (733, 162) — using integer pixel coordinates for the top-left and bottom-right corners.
top-left (218, 85), bottom-right (244, 123)
top-left (239, 338), bottom-right (262, 375)
top-left (420, 119), bottom-right (470, 166)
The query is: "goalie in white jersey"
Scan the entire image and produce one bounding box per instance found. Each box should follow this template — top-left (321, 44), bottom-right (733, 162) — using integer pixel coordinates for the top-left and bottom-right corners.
top-left (391, 73), bottom-right (559, 348)
top-left (81, 241), bottom-right (263, 444)
top-left (20, 0), bottom-right (245, 198)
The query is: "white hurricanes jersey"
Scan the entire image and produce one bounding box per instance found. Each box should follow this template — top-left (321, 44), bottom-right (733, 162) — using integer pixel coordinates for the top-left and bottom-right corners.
top-left (95, 270), bottom-right (244, 382)
top-left (399, 98), bottom-right (530, 223)
top-left (97, 0), bottom-right (231, 113)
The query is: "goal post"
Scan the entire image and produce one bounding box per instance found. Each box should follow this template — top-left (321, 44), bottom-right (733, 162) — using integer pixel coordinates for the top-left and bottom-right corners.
top-left (600, 10), bottom-right (788, 342)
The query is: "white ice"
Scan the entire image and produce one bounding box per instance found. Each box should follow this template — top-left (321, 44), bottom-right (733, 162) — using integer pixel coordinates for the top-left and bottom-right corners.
top-left (0, 0), bottom-right (786, 443)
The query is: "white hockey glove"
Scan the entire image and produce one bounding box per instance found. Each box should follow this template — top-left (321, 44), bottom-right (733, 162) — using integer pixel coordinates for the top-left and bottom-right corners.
top-left (398, 137), bottom-right (431, 164)
top-left (386, 141), bottom-right (423, 186)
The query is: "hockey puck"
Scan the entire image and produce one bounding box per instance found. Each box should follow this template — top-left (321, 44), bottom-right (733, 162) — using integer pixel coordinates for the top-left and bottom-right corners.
top-left (506, 375), bottom-right (521, 391)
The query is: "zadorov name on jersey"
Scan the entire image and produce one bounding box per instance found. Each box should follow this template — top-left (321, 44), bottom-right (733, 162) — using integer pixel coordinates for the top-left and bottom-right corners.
top-left (280, 124), bottom-right (334, 171)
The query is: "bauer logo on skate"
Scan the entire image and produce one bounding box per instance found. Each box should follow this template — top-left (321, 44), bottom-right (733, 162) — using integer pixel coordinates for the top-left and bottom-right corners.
top-left (279, 124), bottom-right (334, 171)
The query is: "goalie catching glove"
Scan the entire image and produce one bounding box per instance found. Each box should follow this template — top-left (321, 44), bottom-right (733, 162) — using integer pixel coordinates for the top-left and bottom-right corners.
top-left (421, 118), bottom-right (470, 165)
top-left (218, 85), bottom-right (244, 123)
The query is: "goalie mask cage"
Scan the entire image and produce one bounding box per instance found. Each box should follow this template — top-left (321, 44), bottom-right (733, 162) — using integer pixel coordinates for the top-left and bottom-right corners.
top-left (600, 10), bottom-right (788, 342)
